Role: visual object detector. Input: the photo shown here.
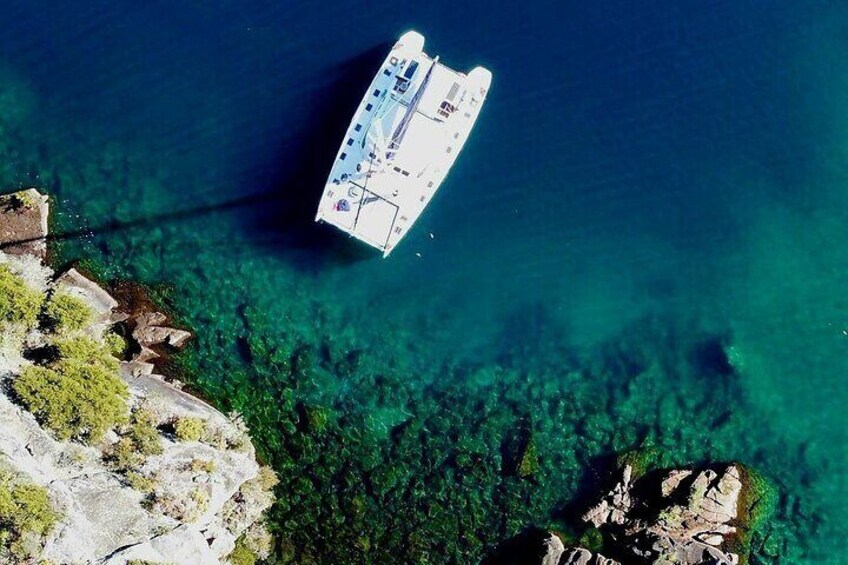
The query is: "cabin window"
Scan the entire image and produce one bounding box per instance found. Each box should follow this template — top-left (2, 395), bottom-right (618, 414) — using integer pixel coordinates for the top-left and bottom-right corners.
top-left (394, 227), bottom-right (402, 234)
top-left (446, 147), bottom-right (453, 154)
top-left (346, 138), bottom-right (354, 146)
top-left (393, 166), bottom-right (401, 173)
top-left (354, 124), bottom-right (362, 132)
top-left (453, 132), bottom-right (460, 139)
top-left (427, 181), bottom-right (434, 188)
top-left (401, 170), bottom-right (410, 176)
top-left (373, 89), bottom-right (381, 97)
top-left (404, 61), bottom-right (419, 79)
top-left (340, 152), bottom-right (347, 160)
top-left (365, 103), bottom-right (373, 111)
top-left (383, 69), bottom-right (391, 76)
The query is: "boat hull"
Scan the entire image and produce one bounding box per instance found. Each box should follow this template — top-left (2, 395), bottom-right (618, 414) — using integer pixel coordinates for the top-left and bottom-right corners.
top-left (315, 31), bottom-right (491, 257)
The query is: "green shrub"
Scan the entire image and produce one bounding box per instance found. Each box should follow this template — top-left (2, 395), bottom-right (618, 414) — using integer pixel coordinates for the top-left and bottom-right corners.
top-left (256, 466), bottom-right (279, 491)
top-left (188, 458), bottom-right (216, 473)
top-left (185, 487), bottom-right (210, 522)
top-left (53, 336), bottom-right (120, 371)
top-left (0, 264), bottom-right (44, 329)
top-left (108, 437), bottom-right (144, 471)
top-left (240, 523), bottom-right (274, 561)
top-left (12, 336), bottom-right (128, 442)
top-left (0, 468), bottom-right (58, 561)
top-left (174, 417), bottom-right (206, 442)
top-left (128, 409), bottom-right (164, 457)
top-left (227, 536), bottom-right (258, 565)
top-left (105, 331), bottom-right (127, 358)
top-left (125, 472), bottom-right (157, 494)
top-left (107, 410), bottom-right (163, 472)
top-left (43, 291), bottom-right (93, 332)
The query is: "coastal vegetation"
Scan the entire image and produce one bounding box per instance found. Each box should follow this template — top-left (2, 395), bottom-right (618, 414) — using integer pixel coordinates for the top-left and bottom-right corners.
top-left (173, 416), bottom-right (206, 442)
top-left (0, 210), bottom-right (278, 563)
top-left (13, 335), bottom-right (129, 442)
top-left (43, 291), bottom-right (93, 332)
top-left (0, 263), bottom-right (44, 329)
top-left (107, 408), bottom-right (164, 472)
top-left (0, 261), bottom-right (129, 443)
top-left (0, 466), bottom-right (58, 562)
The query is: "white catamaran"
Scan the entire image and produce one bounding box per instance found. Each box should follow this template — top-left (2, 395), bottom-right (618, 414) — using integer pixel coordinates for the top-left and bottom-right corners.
top-left (315, 31), bottom-right (491, 257)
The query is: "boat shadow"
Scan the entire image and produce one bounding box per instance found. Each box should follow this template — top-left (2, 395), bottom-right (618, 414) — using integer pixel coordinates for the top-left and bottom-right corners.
top-left (237, 43), bottom-right (392, 270)
top-left (22, 45), bottom-right (391, 271)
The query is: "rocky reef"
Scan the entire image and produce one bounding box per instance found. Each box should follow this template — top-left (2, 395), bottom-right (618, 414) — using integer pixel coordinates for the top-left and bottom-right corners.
top-left (0, 190), bottom-right (275, 564)
top-left (506, 458), bottom-right (775, 565)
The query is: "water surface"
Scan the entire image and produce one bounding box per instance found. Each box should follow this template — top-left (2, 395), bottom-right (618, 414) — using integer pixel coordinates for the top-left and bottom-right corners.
top-left (1, 1), bottom-right (846, 562)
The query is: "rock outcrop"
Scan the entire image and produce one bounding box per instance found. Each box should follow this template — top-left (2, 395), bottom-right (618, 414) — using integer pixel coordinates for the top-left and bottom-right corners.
top-left (559, 547), bottom-right (620, 565)
top-left (121, 307), bottom-right (192, 378)
top-left (533, 533), bottom-right (621, 565)
top-left (582, 464), bottom-right (744, 565)
top-left (0, 188), bottom-right (49, 258)
top-left (583, 463), bottom-right (633, 527)
top-left (522, 461), bottom-right (754, 565)
top-left (0, 189), bottom-right (274, 564)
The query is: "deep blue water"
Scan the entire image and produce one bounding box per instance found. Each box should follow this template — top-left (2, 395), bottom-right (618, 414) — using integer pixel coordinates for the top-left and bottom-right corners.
top-left (1, 1), bottom-right (847, 561)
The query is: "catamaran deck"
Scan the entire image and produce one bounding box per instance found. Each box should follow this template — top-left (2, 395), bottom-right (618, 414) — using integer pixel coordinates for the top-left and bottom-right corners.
top-left (315, 31), bottom-right (491, 256)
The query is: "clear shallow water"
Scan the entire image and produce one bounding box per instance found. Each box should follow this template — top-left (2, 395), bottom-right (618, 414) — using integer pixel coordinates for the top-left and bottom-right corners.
top-left (1, 1), bottom-right (846, 562)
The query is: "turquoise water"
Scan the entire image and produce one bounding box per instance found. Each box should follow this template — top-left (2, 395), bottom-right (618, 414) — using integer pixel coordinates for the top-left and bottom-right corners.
top-left (1, 1), bottom-right (846, 562)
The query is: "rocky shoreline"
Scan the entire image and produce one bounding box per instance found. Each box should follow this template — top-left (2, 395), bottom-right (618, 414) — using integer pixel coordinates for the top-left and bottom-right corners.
top-left (0, 189), bottom-right (275, 564)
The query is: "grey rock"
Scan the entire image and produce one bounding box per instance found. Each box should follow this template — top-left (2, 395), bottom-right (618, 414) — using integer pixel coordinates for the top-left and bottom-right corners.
top-left (132, 311), bottom-right (192, 350)
top-left (102, 524), bottom-right (219, 565)
top-left (583, 464), bottom-right (633, 527)
top-left (660, 469), bottom-right (692, 497)
top-left (560, 547), bottom-right (621, 565)
top-left (0, 189), bottom-right (49, 258)
top-left (56, 268), bottom-right (119, 314)
top-left (541, 532), bottom-right (565, 565)
top-left (581, 464), bottom-right (744, 565)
